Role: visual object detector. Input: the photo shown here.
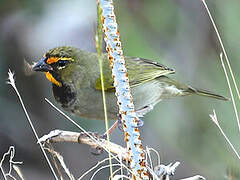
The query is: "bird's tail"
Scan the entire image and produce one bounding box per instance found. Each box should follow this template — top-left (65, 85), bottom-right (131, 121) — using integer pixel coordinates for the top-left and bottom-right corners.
top-left (187, 87), bottom-right (229, 101)
top-left (157, 76), bottom-right (229, 101)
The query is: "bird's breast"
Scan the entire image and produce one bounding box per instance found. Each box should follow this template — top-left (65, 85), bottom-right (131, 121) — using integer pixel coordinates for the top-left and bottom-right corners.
top-left (52, 83), bottom-right (76, 109)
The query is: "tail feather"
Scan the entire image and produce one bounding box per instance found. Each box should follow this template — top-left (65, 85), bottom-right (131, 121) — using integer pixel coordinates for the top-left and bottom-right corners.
top-left (188, 87), bottom-right (229, 101)
top-left (157, 76), bottom-right (229, 101)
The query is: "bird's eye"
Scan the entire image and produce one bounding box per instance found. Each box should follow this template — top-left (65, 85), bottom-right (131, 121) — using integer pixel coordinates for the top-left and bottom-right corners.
top-left (58, 60), bottom-right (66, 67)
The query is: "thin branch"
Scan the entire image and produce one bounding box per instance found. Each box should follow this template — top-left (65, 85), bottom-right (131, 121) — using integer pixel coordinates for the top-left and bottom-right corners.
top-left (45, 145), bottom-right (75, 180)
top-left (39, 129), bottom-right (202, 179)
top-left (112, 175), bottom-right (131, 180)
top-left (42, 100), bottom-right (132, 174)
top-left (180, 175), bottom-right (206, 180)
top-left (219, 53), bottom-right (240, 134)
top-left (110, 167), bottom-right (121, 180)
top-left (0, 146), bottom-right (24, 180)
top-left (153, 161), bottom-right (180, 180)
top-left (13, 165), bottom-right (24, 180)
top-left (79, 157), bottom-right (115, 180)
top-left (90, 164), bottom-right (125, 180)
top-left (6, 70), bottom-right (59, 180)
top-left (201, 0), bottom-right (240, 102)
top-left (146, 146), bottom-right (161, 172)
top-left (39, 130), bottom-right (128, 160)
top-left (209, 110), bottom-right (240, 160)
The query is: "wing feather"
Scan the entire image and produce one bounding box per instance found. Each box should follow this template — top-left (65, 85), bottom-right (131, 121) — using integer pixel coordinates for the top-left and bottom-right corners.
top-left (94, 56), bottom-right (175, 91)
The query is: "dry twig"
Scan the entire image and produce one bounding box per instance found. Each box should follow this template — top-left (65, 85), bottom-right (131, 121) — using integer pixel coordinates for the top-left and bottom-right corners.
top-left (6, 69), bottom-right (58, 180)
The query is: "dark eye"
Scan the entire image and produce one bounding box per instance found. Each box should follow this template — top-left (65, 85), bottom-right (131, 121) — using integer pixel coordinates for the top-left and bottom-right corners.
top-left (58, 60), bottom-right (66, 67)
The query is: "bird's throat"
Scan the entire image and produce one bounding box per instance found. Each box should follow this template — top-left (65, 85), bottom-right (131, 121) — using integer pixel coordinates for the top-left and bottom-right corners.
top-left (45, 72), bottom-right (62, 87)
top-left (52, 83), bottom-right (76, 108)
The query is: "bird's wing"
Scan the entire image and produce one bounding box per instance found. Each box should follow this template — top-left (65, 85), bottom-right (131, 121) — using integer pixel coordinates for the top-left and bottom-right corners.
top-left (94, 56), bottom-right (175, 91)
top-left (126, 57), bottom-right (175, 86)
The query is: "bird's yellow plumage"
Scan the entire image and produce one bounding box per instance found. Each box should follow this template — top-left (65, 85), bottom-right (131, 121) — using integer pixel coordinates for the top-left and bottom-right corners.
top-left (45, 72), bottom-right (62, 87)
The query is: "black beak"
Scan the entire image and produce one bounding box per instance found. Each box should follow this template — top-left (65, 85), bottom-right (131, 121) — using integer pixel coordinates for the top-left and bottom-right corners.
top-left (32, 58), bottom-right (53, 72)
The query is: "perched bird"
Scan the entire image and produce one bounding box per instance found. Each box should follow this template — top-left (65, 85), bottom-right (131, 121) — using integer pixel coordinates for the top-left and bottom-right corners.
top-left (33, 46), bottom-right (228, 121)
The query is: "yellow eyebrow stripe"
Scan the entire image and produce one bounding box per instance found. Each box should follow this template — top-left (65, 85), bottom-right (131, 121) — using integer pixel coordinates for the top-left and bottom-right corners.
top-left (46, 57), bottom-right (74, 64)
top-left (60, 57), bottom-right (74, 61)
top-left (45, 72), bottom-right (62, 87)
top-left (46, 57), bottom-right (60, 64)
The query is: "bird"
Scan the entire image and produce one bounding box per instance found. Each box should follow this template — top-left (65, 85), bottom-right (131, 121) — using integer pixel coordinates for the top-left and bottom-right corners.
top-left (33, 46), bottom-right (228, 121)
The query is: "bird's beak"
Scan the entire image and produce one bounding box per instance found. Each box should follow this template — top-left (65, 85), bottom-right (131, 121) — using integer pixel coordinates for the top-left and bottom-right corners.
top-left (32, 58), bottom-right (53, 72)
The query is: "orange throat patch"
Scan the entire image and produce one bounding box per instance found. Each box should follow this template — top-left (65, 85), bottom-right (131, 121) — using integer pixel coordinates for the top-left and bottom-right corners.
top-left (45, 72), bottom-right (62, 87)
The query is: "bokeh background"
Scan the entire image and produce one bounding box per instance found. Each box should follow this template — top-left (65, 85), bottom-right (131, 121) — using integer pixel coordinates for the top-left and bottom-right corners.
top-left (0, 0), bottom-right (240, 179)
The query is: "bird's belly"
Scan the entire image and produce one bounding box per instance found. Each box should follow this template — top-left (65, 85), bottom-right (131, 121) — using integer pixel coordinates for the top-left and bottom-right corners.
top-left (132, 80), bottom-right (165, 110)
top-left (69, 88), bottom-right (118, 120)
top-left (67, 80), bottom-right (173, 120)
top-left (54, 79), bottom-right (182, 120)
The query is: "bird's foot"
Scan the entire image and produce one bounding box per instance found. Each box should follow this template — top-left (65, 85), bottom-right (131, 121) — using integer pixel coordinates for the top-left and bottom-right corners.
top-left (91, 146), bottom-right (104, 155)
top-left (79, 131), bottom-right (101, 139)
top-left (136, 118), bottom-right (144, 127)
top-left (100, 114), bottom-right (145, 139)
top-left (102, 119), bottom-right (120, 138)
top-left (117, 117), bottom-right (124, 132)
top-left (79, 131), bottom-right (104, 155)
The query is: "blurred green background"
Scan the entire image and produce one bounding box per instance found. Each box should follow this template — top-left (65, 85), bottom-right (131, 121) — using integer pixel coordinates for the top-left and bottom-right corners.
top-left (0, 0), bottom-right (240, 179)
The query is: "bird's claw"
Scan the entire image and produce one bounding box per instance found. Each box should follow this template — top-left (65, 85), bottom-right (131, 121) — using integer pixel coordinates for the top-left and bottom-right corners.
top-left (91, 146), bottom-right (104, 155)
top-left (135, 118), bottom-right (144, 127)
top-left (79, 131), bottom-right (105, 155)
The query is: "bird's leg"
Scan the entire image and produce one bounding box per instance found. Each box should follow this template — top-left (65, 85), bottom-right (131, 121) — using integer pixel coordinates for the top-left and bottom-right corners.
top-left (102, 119), bottom-right (119, 138)
top-left (101, 113), bottom-right (144, 139)
top-left (90, 146), bottom-right (104, 155)
top-left (91, 115), bottom-right (144, 155)
top-left (101, 113), bottom-right (125, 139)
top-left (90, 119), bottom-right (122, 155)
top-left (136, 118), bottom-right (144, 127)
top-left (102, 113), bottom-right (144, 138)
top-left (90, 121), bottom-right (118, 155)
top-left (79, 132), bottom-right (104, 155)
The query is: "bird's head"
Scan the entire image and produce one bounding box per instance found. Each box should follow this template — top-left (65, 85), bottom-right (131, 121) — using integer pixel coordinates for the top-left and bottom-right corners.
top-left (33, 46), bottom-right (78, 87)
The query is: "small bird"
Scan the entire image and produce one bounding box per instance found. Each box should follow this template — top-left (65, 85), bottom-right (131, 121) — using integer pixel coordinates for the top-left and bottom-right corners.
top-left (33, 46), bottom-right (228, 121)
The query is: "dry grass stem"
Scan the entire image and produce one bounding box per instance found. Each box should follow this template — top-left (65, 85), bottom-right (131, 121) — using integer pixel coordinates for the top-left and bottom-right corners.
top-left (146, 147), bottom-right (153, 171)
top-left (152, 161), bottom-right (180, 180)
top-left (90, 164), bottom-right (125, 180)
top-left (209, 110), bottom-right (240, 160)
top-left (219, 53), bottom-right (240, 132)
top-left (110, 167), bottom-right (122, 180)
top-left (79, 157), bottom-right (115, 180)
top-left (180, 175), bottom-right (206, 180)
top-left (119, 154), bottom-right (124, 180)
top-left (0, 146), bottom-right (23, 180)
top-left (39, 130), bottom-right (128, 160)
top-left (202, 0), bottom-right (240, 165)
top-left (46, 145), bottom-right (75, 180)
top-left (42, 100), bottom-right (133, 173)
top-left (12, 165), bottom-right (24, 180)
top-left (6, 70), bottom-right (59, 180)
top-left (44, 99), bottom-right (127, 158)
top-left (112, 175), bottom-right (131, 180)
top-left (39, 129), bottom-right (203, 179)
top-left (146, 146), bottom-right (161, 171)
top-left (201, 0), bottom-right (240, 101)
